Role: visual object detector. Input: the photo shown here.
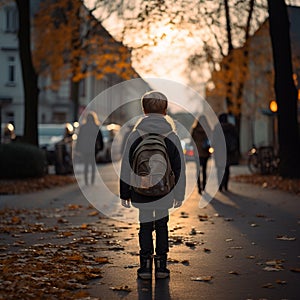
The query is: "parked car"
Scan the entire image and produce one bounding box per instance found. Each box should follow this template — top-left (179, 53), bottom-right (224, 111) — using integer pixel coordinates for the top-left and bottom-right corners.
top-left (38, 123), bottom-right (74, 174)
top-left (181, 138), bottom-right (195, 161)
top-left (96, 123), bottom-right (123, 163)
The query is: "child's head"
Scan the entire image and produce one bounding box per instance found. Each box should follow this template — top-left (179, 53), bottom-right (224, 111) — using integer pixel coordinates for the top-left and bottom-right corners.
top-left (141, 91), bottom-right (168, 115)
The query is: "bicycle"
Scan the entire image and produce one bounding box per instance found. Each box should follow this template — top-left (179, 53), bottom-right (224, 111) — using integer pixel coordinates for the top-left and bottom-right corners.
top-left (247, 145), bottom-right (279, 175)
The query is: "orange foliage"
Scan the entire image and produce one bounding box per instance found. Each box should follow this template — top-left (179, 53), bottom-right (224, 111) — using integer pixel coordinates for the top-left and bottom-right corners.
top-left (33, 0), bottom-right (136, 89)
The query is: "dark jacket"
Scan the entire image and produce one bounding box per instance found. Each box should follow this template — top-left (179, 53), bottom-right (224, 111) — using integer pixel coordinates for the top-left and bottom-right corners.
top-left (191, 125), bottom-right (210, 158)
top-left (120, 114), bottom-right (186, 207)
top-left (213, 121), bottom-right (239, 167)
top-left (76, 121), bottom-right (102, 156)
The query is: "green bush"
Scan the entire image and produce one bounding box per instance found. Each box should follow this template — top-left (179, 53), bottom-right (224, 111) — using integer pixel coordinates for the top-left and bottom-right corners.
top-left (0, 142), bottom-right (47, 179)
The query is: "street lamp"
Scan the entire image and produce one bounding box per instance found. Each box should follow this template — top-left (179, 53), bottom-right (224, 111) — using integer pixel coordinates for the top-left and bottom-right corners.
top-left (269, 100), bottom-right (278, 153)
top-left (269, 100), bottom-right (278, 113)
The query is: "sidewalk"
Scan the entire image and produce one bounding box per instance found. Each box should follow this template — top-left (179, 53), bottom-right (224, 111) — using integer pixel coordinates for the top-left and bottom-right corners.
top-left (0, 164), bottom-right (299, 299)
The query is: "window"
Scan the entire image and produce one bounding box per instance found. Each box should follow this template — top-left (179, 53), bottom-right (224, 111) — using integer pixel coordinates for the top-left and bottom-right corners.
top-left (53, 112), bottom-right (66, 123)
top-left (7, 56), bottom-right (16, 85)
top-left (5, 7), bottom-right (18, 33)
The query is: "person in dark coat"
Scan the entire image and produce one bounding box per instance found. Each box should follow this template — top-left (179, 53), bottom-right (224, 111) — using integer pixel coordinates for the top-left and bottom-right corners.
top-left (75, 111), bottom-right (103, 185)
top-left (120, 91), bottom-right (186, 280)
top-left (214, 113), bottom-right (239, 192)
top-left (191, 115), bottom-right (212, 194)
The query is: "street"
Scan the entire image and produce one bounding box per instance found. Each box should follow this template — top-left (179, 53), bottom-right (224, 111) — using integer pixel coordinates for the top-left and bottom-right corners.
top-left (0, 162), bottom-right (299, 300)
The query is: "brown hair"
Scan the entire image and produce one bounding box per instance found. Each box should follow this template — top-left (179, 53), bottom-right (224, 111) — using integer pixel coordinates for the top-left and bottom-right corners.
top-left (141, 91), bottom-right (168, 114)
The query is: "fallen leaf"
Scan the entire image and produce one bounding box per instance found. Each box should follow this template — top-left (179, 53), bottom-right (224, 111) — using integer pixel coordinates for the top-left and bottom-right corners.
top-left (263, 267), bottom-right (282, 272)
top-left (74, 291), bottom-right (90, 298)
top-left (276, 235), bottom-right (296, 241)
top-left (190, 228), bottom-right (197, 235)
top-left (66, 254), bottom-right (83, 261)
top-left (180, 212), bottom-right (189, 218)
top-left (68, 204), bottom-right (82, 210)
top-left (11, 216), bottom-right (21, 224)
top-left (256, 214), bottom-right (267, 218)
top-left (109, 285), bottom-right (132, 292)
top-left (124, 264), bottom-right (139, 268)
top-left (94, 257), bottom-right (109, 264)
top-left (276, 279), bottom-right (287, 285)
top-left (191, 276), bottom-right (213, 282)
top-left (265, 260), bottom-right (284, 266)
top-left (229, 271), bottom-right (239, 275)
top-left (185, 241), bottom-right (197, 247)
top-left (290, 268), bottom-right (300, 273)
top-left (181, 260), bottom-right (190, 266)
top-left (262, 283), bottom-right (275, 289)
top-left (62, 231), bottom-right (73, 237)
top-left (198, 214), bottom-right (208, 221)
top-left (88, 211), bottom-right (99, 216)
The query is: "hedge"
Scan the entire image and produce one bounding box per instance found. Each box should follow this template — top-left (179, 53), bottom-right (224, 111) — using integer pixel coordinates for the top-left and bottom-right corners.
top-left (0, 142), bottom-right (47, 179)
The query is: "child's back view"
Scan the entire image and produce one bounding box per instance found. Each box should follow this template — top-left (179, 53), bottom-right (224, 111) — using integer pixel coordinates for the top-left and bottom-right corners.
top-left (120, 91), bottom-right (186, 279)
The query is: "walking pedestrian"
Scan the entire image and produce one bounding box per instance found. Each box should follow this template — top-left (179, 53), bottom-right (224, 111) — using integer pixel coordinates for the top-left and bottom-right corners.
top-left (213, 113), bottom-right (239, 192)
top-left (120, 91), bottom-right (186, 280)
top-left (191, 115), bottom-right (212, 194)
top-left (75, 111), bottom-right (103, 185)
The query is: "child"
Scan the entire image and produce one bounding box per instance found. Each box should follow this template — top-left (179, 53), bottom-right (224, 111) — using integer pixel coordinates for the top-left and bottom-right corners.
top-left (120, 91), bottom-right (186, 279)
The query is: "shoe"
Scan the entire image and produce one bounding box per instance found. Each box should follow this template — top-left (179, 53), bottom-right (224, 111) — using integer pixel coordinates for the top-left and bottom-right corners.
top-left (137, 255), bottom-right (152, 280)
top-left (154, 255), bottom-right (170, 279)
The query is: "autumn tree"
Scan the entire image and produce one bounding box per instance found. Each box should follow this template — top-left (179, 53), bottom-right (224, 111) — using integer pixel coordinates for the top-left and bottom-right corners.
top-left (267, 0), bottom-right (300, 178)
top-left (95, 1), bottom-right (265, 128)
top-left (33, 0), bottom-right (137, 121)
top-left (187, 0), bottom-right (267, 139)
top-left (16, 0), bottom-right (39, 146)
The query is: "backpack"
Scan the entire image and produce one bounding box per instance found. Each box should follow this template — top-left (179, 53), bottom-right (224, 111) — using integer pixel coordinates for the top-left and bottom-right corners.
top-left (131, 130), bottom-right (175, 197)
top-left (202, 137), bottom-right (210, 151)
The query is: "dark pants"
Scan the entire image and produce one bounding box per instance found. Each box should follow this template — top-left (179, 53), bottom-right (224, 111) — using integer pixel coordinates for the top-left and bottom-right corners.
top-left (138, 209), bottom-right (169, 257)
top-left (83, 154), bottom-right (95, 185)
top-left (218, 165), bottom-right (230, 190)
top-left (197, 156), bottom-right (209, 191)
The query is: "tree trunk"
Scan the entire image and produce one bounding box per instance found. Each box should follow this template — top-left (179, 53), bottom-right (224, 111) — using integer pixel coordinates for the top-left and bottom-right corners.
top-left (233, 0), bottom-right (255, 155)
top-left (267, 0), bottom-right (300, 178)
top-left (16, 0), bottom-right (39, 146)
top-left (70, 1), bottom-right (81, 122)
top-left (71, 80), bottom-right (80, 122)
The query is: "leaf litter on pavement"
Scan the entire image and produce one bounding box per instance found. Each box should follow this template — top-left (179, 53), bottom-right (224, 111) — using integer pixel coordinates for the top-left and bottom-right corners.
top-left (0, 204), bottom-right (130, 299)
top-left (1, 190), bottom-right (298, 299)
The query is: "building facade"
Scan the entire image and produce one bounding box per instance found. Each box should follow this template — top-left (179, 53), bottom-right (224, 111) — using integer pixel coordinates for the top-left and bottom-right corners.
top-left (0, 1), bottom-right (149, 138)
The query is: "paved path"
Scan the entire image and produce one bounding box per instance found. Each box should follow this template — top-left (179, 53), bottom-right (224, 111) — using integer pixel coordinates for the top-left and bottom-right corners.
top-left (0, 163), bottom-right (299, 300)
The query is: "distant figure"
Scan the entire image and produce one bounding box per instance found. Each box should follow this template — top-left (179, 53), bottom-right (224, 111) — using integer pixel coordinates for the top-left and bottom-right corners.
top-left (214, 113), bottom-right (239, 192)
top-left (191, 115), bottom-right (212, 194)
top-left (76, 111), bottom-right (103, 185)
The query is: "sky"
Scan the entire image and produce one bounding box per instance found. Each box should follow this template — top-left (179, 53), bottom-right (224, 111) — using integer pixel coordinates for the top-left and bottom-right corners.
top-left (83, 0), bottom-right (225, 91)
top-left (84, 0), bottom-right (300, 104)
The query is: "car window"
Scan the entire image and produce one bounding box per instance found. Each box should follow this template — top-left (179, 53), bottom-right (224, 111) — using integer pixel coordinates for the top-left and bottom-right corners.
top-left (38, 127), bottom-right (65, 136)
